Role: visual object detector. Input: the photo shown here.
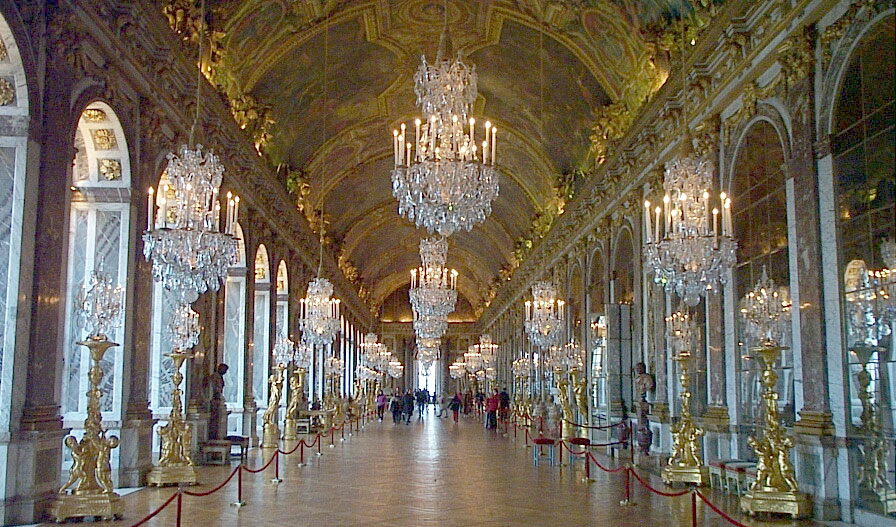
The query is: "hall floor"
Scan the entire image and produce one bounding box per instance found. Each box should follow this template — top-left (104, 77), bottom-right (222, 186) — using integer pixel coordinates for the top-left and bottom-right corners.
top-left (47, 408), bottom-right (837, 527)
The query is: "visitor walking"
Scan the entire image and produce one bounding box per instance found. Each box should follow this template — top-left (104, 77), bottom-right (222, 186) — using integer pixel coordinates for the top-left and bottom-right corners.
top-left (436, 394), bottom-right (450, 418)
top-left (390, 394), bottom-right (402, 423)
top-left (449, 392), bottom-right (462, 423)
top-left (415, 389), bottom-right (427, 420)
top-left (402, 390), bottom-right (415, 424)
top-left (499, 387), bottom-right (510, 422)
top-left (485, 389), bottom-right (500, 429)
top-left (376, 390), bottom-right (387, 421)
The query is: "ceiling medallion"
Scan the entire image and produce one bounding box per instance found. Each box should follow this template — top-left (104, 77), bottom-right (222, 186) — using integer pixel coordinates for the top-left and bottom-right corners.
top-left (391, 49), bottom-right (499, 236)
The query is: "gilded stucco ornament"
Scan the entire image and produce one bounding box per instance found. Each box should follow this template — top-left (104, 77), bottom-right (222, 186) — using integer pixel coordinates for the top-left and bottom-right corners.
top-left (820, 0), bottom-right (878, 64)
top-left (777, 27), bottom-right (815, 91)
top-left (0, 79), bottom-right (14, 106)
top-left (0, 39), bottom-right (7, 61)
top-left (590, 102), bottom-right (634, 165)
top-left (99, 159), bottom-right (122, 181)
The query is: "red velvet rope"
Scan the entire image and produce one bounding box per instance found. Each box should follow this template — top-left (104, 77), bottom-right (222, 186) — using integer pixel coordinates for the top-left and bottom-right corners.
top-left (695, 490), bottom-right (754, 527)
top-left (127, 491), bottom-right (178, 527)
top-left (557, 440), bottom-right (588, 456)
top-left (182, 465), bottom-right (240, 497)
top-left (584, 452), bottom-right (627, 474)
top-left (562, 418), bottom-right (626, 430)
top-left (628, 468), bottom-right (690, 497)
top-left (242, 451), bottom-right (279, 474)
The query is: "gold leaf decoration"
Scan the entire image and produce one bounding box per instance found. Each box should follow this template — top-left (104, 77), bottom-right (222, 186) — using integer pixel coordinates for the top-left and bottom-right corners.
top-left (92, 129), bottom-right (117, 150)
top-left (0, 79), bottom-right (14, 106)
top-left (98, 159), bottom-right (122, 181)
top-left (83, 109), bottom-right (107, 122)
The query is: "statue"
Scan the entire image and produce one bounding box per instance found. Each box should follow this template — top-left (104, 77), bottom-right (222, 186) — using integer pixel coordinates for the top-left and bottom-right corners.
top-left (203, 363), bottom-right (229, 440)
top-left (59, 436), bottom-right (96, 494)
top-left (95, 432), bottom-right (119, 494)
top-left (634, 362), bottom-right (655, 402)
top-left (634, 362), bottom-right (655, 456)
top-left (263, 370), bottom-right (284, 425)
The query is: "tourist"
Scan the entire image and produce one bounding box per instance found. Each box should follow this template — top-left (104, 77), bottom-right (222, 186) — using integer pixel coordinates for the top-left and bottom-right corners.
top-left (475, 391), bottom-right (485, 415)
top-left (390, 394), bottom-right (402, 424)
top-left (402, 390), bottom-right (415, 424)
top-left (376, 390), bottom-right (387, 421)
top-left (415, 389), bottom-right (427, 420)
top-left (449, 392), bottom-right (462, 423)
top-left (436, 393), bottom-right (449, 418)
top-left (499, 387), bottom-right (510, 422)
top-left (485, 389), bottom-right (500, 429)
top-left (463, 389), bottom-right (473, 414)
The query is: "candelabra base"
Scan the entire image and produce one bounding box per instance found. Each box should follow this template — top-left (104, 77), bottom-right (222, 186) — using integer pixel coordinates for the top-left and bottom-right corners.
top-left (49, 492), bottom-right (123, 522)
top-left (261, 423), bottom-right (280, 448)
top-left (147, 464), bottom-right (198, 487)
top-left (283, 419), bottom-right (298, 440)
top-left (661, 464), bottom-right (708, 486)
top-left (859, 487), bottom-right (896, 516)
top-left (741, 488), bottom-right (812, 519)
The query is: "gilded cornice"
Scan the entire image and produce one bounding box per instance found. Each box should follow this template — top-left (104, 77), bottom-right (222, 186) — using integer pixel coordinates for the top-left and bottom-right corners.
top-left (479, 0), bottom-right (844, 331)
top-left (65, 0), bottom-right (373, 328)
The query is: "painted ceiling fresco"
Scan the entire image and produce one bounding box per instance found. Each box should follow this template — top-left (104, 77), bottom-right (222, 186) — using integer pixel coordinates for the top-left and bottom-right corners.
top-left (205, 0), bottom-right (680, 319)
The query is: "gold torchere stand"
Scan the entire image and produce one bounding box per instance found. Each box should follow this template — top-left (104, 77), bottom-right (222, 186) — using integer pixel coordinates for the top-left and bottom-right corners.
top-left (283, 368), bottom-right (306, 440)
top-left (51, 337), bottom-right (123, 521)
top-left (740, 346), bottom-right (811, 518)
top-left (147, 352), bottom-right (197, 486)
top-left (261, 363), bottom-right (285, 448)
top-left (662, 353), bottom-right (708, 486)
top-left (853, 346), bottom-right (896, 515)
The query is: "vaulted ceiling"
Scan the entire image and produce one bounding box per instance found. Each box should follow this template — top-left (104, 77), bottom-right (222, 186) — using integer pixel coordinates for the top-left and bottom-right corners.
top-left (207, 0), bottom-right (677, 320)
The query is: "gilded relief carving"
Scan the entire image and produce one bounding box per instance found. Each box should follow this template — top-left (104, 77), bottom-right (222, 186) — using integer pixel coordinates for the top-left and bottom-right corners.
top-left (82, 109), bottom-right (107, 122)
top-left (92, 129), bottom-right (117, 150)
top-left (0, 79), bottom-right (14, 106)
top-left (98, 159), bottom-right (122, 181)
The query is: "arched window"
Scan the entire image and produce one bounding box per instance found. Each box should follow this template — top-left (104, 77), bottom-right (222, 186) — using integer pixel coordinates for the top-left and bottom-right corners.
top-left (224, 223), bottom-right (247, 434)
top-left (589, 250), bottom-right (607, 415)
top-left (0, 15), bottom-right (29, 431)
top-left (252, 244), bottom-right (271, 432)
top-left (61, 102), bottom-right (131, 474)
top-left (832, 16), bottom-right (895, 433)
top-left (731, 120), bottom-right (793, 427)
top-left (275, 260), bottom-right (289, 338)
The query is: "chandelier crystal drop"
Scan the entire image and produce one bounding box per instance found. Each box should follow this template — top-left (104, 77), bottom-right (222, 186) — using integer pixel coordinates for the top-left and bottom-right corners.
top-left (391, 52), bottom-right (499, 236)
top-left (417, 337), bottom-right (441, 370)
top-left (143, 144), bottom-right (239, 304)
top-left (413, 315), bottom-right (448, 340)
top-left (740, 268), bottom-right (792, 348)
top-left (409, 237), bottom-right (458, 319)
top-left (524, 281), bottom-right (565, 349)
top-left (298, 277), bottom-right (341, 348)
top-left (643, 156), bottom-right (737, 306)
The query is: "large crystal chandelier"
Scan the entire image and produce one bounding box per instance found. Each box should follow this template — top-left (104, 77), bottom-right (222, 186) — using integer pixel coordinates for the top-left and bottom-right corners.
top-left (643, 156), bottom-right (737, 306)
top-left (412, 315), bottom-right (448, 340)
top-left (524, 281), bottom-right (565, 349)
top-left (548, 340), bottom-right (584, 372)
top-left (390, 38), bottom-right (499, 236)
top-left (144, 145), bottom-right (239, 303)
top-left (388, 359), bottom-right (404, 380)
top-left (299, 278), bottom-right (341, 348)
top-left (409, 237), bottom-right (458, 318)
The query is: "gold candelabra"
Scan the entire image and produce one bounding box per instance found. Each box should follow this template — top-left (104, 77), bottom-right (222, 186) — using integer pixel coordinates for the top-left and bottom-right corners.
top-left (283, 367), bottom-right (306, 440)
top-left (261, 363), bottom-right (285, 448)
top-left (662, 353), bottom-right (708, 486)
top-left (852, 346), bottom-right (896, 515)
top-left (51, 337), bottom-right (123, 521)
top-left (740, 345), bottom-right (811, 518)
top-left (148, 351), bottom-right (197, 486)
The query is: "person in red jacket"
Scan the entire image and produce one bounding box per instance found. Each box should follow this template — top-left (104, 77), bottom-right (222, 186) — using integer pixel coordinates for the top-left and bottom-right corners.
top-left (485, 389), bottom-right (500, 429)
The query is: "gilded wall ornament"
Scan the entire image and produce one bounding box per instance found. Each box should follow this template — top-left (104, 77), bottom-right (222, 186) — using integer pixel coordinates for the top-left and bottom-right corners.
top-left (83, 109), bottom-right (107, 122)
top-left (92, 129), bottom-right (117, 150)
top-left (0, 79), bottom-right (13, 106)
top-left (778, 27), bottom-right (815, 91)
top-left (98, 159), bottom-right (122, 181)
top-left (0, 39), bottom-right (7, 61)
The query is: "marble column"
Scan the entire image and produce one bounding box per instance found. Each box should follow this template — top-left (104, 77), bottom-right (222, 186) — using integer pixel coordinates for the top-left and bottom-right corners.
top-left (242, 238), bottom-right (258, 446)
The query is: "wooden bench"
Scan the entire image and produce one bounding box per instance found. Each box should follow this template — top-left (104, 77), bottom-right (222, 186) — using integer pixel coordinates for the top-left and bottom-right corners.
top-left (201, 440), bottom-right (232, 465)
top-left (226, 435), bottom-right (249, 463)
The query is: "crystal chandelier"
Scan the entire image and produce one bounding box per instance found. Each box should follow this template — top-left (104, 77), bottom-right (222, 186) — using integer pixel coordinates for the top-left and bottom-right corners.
top-left (740, 268), bottom-right (792, 348)
top-left (449, 361), bottom-right (465, 380)
top-left (388, 360), bottom-right (404, 379)
top-left (512, 356), bottom-right (531, 379)
top-left (324, 355), bottom-right (344, 377)
top-left (463, 345), bottom-right (483, 373)
top-left (643, 156), bottom-right (737, 307)
top-left (417, 337), bottom-right (440, 371)
top-left (144, 145), bottom-right (239, 304)
top-left (666, 304), bottom-right (696, 357)
top-left (293, 340), bottom-right (313, 370)
top-left (299, 278), bottom-right (341, 348)
top-left (524, 281), bottom-right (565, 349)
top-left (469, 333), bottom-right (498, 363)
top-left (75, 269), bottom-right (124, 340)
top-left (391, 44), bottom-right (499, 236)
top-left (844, 266), bottom-right (894, 349)
top-left (412, 314), bottom-right (448, 340)
top-left (409, 237), bottom-right (458, 319)
top-left (273, 334), bottom-right (297, 367)
top-left (549, 340), bottom-right (584, 372)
